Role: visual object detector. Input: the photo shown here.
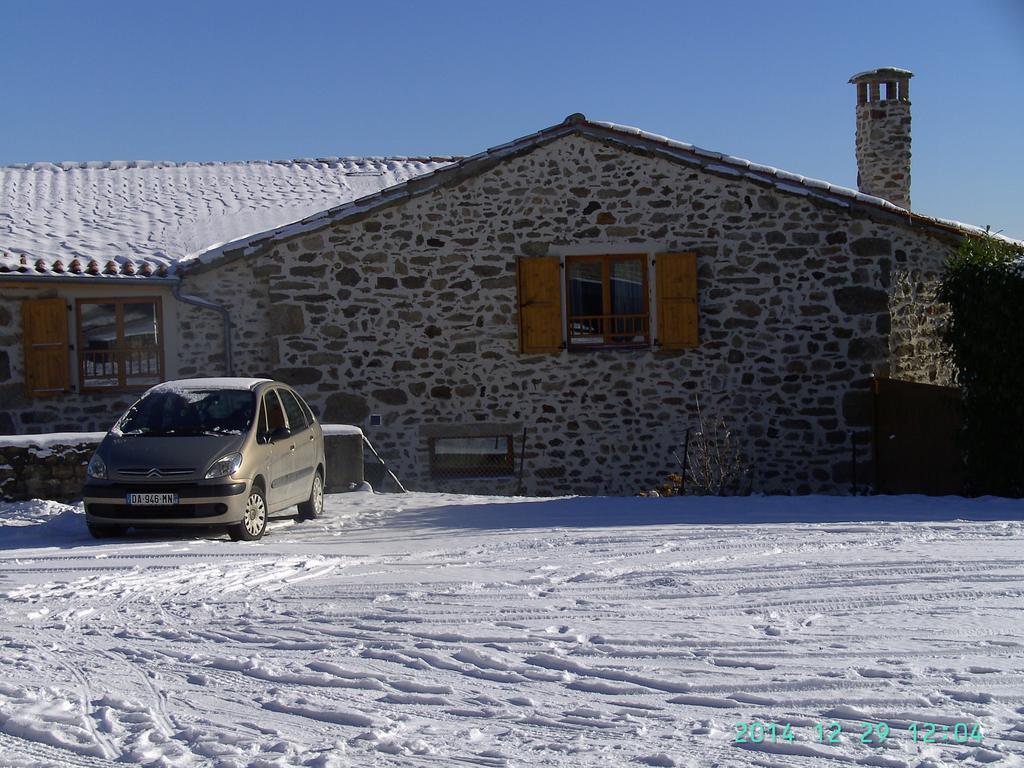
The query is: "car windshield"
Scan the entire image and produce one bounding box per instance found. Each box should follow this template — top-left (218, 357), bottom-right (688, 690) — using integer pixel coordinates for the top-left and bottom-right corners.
top-left (117, 389), bottom-right (256, 436)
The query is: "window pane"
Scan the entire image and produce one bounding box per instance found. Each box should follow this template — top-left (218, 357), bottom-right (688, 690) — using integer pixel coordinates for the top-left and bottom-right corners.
top-left (259, 399), bottom-right (269, 434)
top-left (432, 436), bottom-right (513, 476)
top-left (263, 392), bottom-right (287, 432)
top-left (610, 259), bottom-right (646, 342)
top-left (568, 261), bottom-right (604, 345)
top-left (118, 389), bottom-right (255, 435)
top-left (568, 261), bottom-right (603, 317)
top-left (80, 303), bottom-right (119, 385)
top-left (278, 389), bottom-right (308, 432)
top-left (611, 259), bottom-right (644, 314)
top-left (566, 256), bottom-right (649, 347)
top-left (123, 302), bottom-right (161, 384)
top-left (295, 393), bottom-right (317, 424)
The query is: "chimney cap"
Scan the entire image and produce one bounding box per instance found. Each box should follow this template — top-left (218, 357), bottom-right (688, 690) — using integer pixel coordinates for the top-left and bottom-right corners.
top-left (849, 67), bottom-right (914, 84)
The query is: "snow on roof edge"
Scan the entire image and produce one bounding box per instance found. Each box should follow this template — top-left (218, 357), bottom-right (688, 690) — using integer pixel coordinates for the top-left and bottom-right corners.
top-left (2, 155), bottom-right (463, 172)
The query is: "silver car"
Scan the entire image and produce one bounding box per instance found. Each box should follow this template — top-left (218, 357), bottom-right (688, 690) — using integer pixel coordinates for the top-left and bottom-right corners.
top-left (83, 378), bottom-right (326, 541)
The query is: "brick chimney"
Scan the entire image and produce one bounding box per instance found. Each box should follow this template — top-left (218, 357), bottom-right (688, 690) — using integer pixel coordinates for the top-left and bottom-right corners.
top-left (849, 67), bottom-right (913, 210)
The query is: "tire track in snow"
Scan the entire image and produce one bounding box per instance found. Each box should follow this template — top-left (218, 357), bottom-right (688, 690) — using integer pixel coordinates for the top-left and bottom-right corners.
top-left (19, 638), bottom-right (119, 762)
top-left (0, 730), bottom-right (113, 768)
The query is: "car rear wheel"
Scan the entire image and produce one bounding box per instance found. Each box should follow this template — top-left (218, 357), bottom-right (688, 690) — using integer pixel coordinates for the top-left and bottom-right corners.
top-left (228, 486), bottom-right (267, 541)
top-left (297, 470), bottom-right (324, 521)
top-left (88, 522), bottom-right (126, 539)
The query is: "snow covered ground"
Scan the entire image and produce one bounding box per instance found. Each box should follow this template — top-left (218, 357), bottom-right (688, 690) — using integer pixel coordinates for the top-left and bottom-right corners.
top-left (1, 492), bottom-right (1023, 768)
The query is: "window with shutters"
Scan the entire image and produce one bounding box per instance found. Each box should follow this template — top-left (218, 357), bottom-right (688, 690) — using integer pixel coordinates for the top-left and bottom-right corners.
top-left (566, 254), bottom-right (649, 349)
top-left (516, 251), bottom-right (698, 353)
top-left (76, 297), bottom-right (164, 391)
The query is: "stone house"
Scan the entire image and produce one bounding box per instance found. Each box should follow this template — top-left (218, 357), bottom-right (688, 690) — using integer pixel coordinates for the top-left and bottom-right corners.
top-left (1, 68), bottom-right (1016, 494)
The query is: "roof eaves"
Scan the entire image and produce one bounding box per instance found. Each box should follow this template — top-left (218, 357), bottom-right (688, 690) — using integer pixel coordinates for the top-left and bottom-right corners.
top-left (0, 247), bottom-right (176, 280)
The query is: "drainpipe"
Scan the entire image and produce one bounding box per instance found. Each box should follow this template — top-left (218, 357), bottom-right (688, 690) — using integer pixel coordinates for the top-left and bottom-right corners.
top-left (171, 284), bottom-right (234, 376)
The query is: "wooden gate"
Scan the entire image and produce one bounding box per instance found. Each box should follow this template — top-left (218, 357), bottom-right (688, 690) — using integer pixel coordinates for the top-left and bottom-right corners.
top-left (873, 377), bottom-right (964, 495)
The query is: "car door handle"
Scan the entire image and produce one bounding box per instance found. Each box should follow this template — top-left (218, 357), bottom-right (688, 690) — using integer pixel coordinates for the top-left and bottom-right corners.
top-left (309, 434), bottom-right (314, 441)
top-left (289, 445), bottom-right (296, 452)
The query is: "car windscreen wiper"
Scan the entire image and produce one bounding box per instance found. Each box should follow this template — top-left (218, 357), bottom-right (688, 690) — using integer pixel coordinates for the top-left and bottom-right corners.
top-left (163, 427), bottom-right (227, 436)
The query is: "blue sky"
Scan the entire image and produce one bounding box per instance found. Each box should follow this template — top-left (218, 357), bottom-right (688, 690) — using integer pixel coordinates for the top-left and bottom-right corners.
top-left (3, 0), bottom-right (1022, 238)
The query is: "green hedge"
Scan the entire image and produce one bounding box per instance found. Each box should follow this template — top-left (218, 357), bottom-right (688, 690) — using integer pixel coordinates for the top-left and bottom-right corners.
top-left (939, 234), bottom-right (1024, 496)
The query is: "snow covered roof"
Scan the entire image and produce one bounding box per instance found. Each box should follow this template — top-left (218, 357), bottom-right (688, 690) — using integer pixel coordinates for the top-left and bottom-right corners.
top-left (0, 156), bottom-right (456, 278)
top-left (184, 114), bottom-right (1024, 273)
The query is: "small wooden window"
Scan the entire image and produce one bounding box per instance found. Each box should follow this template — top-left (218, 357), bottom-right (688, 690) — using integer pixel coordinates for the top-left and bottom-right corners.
top-left (22, 298), bottom-right (71, 398)
top-left (76, 297), bottom-right (164, 391)
top-left (430, 435), bottom-right (515, 477)
top-left (566, 254), bottom-right (649, 349)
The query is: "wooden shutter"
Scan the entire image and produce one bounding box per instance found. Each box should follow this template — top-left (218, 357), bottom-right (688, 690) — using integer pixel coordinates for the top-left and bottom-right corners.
top-left (22, 298), bottom-right (70, 397)
top-left (516, 256), bottom-right (563, 353)
top-left (656, 252), bottom-right (699, 349)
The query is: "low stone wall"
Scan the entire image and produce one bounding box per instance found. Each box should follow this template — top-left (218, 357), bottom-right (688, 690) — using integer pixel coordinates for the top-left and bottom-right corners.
top-left (0, 433), bottom-right (104, 502)
top-left (0, 428), bottom-right (365, 502)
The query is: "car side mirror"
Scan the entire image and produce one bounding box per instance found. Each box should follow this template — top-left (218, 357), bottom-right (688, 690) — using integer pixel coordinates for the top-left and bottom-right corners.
top-left (270, 426), bottom-right (291, 442)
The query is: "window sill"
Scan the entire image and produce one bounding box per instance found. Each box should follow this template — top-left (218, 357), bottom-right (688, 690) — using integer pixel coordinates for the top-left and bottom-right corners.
top-left (566, 343), bottom-right (651, 352)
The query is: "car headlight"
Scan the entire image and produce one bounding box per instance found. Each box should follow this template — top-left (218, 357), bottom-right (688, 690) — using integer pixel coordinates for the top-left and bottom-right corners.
top-left (205, 452), bottom-right (243, 479)
top-left (87, 453), bottom-right (107, 480)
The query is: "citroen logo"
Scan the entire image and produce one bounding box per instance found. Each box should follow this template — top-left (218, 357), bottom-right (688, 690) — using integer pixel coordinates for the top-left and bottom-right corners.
top-left (146, 468), bottom-right (162, 478)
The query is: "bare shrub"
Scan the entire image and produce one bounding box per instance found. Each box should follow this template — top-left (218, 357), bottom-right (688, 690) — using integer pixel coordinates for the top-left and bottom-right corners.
top-left (640, 395), bottom-right (752, 496)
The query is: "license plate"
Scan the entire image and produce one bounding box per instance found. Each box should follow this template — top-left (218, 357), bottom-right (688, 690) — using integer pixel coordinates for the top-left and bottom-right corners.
top-left (126, 492), bottom-right (179, 506)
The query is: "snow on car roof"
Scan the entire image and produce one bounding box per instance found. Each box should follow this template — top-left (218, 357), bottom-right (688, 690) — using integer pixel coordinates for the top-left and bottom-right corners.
top-left (147, 377), bottom-right (273, 392)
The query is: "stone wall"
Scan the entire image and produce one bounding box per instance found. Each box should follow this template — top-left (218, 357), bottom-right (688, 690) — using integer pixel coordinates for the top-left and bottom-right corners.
top-left (855, 100), bottom-right (912, 210)
top-left (0, 435), bottom-right (102, 502)
top-left (182, 259), bottom-right (275, 379)
top-left (218, 132), bottom-right (960, 496)
top-left (889, 270), bottom-right (954, 387)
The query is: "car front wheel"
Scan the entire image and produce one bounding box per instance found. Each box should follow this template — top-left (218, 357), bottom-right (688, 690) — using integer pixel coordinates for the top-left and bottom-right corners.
top-left (228, 486), bottom-right (267, 541)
